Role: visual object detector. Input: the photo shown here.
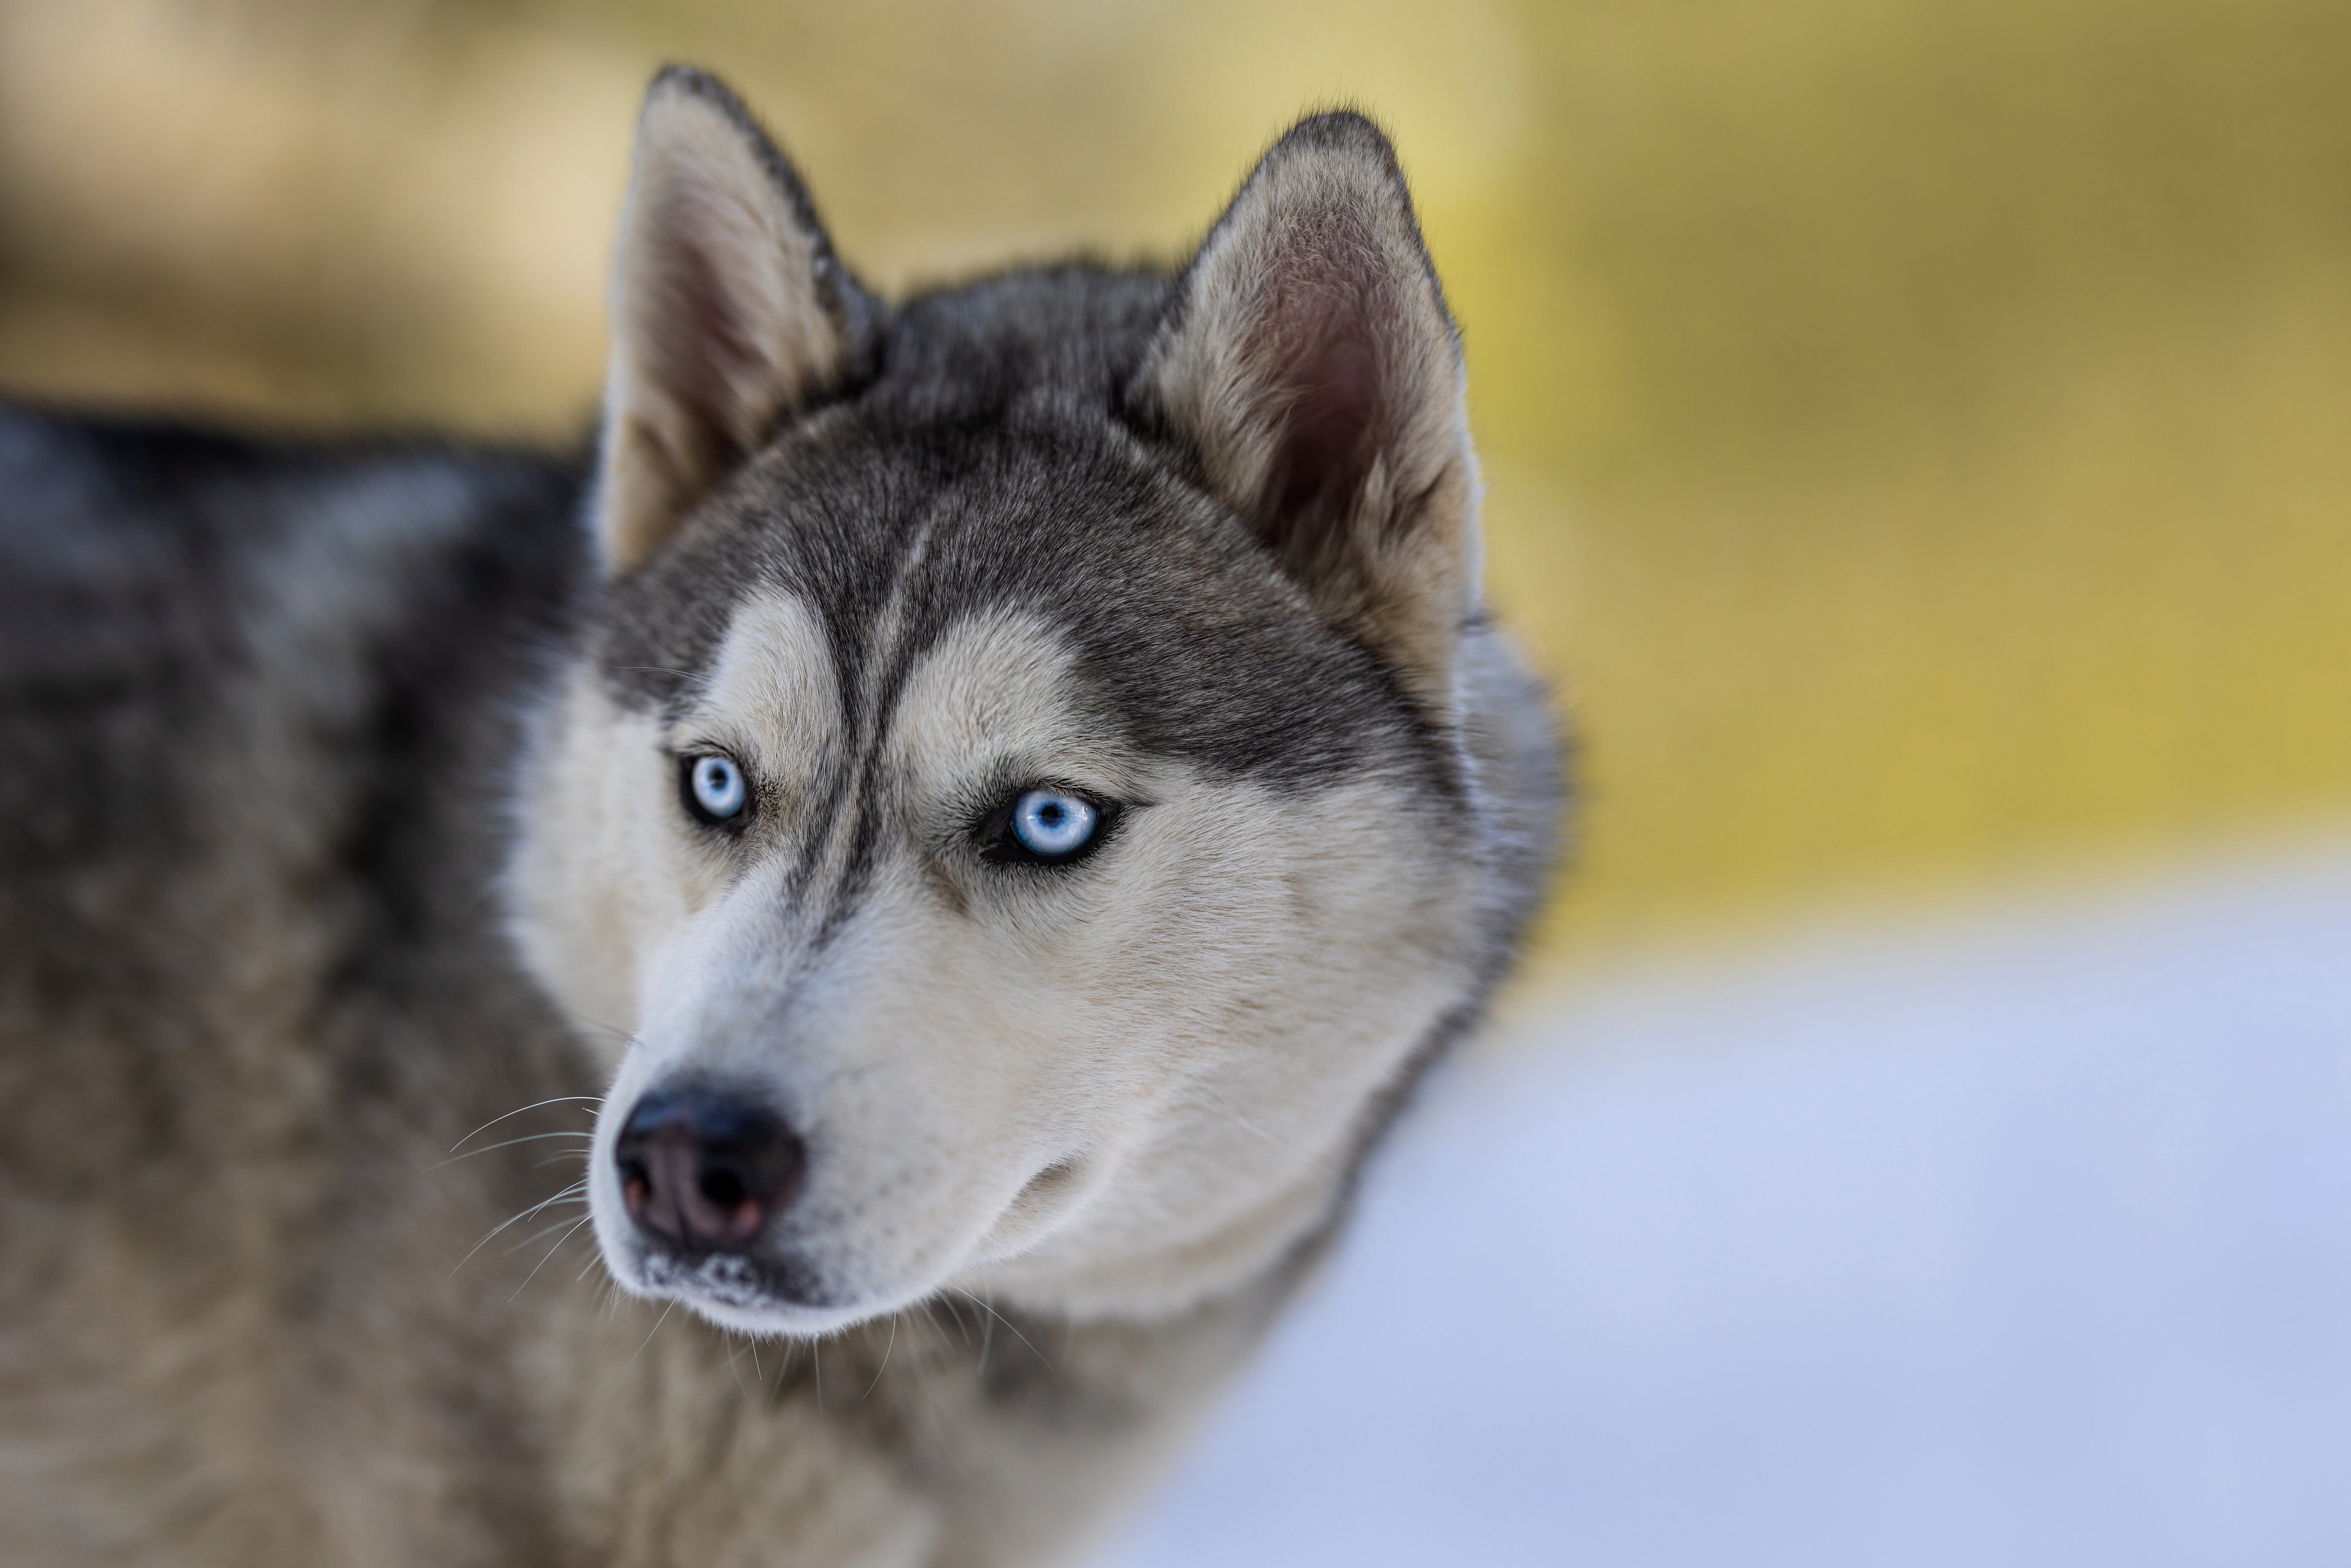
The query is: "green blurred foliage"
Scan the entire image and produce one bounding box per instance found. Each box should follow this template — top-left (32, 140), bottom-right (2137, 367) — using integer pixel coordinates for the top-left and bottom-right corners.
top-left (3, 0), bottom-right (2347, 966)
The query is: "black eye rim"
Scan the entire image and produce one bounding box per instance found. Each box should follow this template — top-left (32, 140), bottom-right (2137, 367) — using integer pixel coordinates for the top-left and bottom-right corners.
top-left (973, 783), bottom-right (1124, 868)
top-left (677, 748), bottom-right (755, 832)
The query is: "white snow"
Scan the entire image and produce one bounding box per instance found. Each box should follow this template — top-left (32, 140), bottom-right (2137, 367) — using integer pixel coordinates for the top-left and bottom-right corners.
top-left (1095, 839), bottom-right (2351, 1568)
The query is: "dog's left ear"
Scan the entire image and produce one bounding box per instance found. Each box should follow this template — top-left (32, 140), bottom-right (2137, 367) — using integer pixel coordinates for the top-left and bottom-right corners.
top-left (595, 67), bottom-right (880, 576)
top-left (1134, 112), bottom-right (1477, 708)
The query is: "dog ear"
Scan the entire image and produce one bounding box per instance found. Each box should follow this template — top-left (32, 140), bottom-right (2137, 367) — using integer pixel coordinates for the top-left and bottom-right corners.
top-left (595, 68), bottom-right (879, 576)
top-left (1134, 112), bottom-right (1478, 708)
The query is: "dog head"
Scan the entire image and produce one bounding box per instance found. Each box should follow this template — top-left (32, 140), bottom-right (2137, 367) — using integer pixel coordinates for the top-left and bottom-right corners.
top-left (510, 68), bottom-right (1503, 1336)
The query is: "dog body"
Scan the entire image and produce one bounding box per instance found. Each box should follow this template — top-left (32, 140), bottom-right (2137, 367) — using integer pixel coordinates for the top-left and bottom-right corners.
top-left (0, 72), bottom-right (1559, 1567)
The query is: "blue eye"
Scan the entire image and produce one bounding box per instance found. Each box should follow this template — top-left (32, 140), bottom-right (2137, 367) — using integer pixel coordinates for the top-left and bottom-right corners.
top-left (686, 754), bottom-right (747, 823)
top-left (1010, 788), bottom-right (1099, 860)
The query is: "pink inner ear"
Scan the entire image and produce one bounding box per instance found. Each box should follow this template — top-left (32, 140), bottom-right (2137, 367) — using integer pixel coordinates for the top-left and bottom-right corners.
top-left (1254, 263), bottom-right (1389, 553)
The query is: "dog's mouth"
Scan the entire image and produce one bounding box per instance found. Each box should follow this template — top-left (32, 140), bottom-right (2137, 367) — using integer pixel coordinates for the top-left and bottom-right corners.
top-left (634, 1245), bottom-right (835, 1313)
top-left (599, 1152), bottom-right (1100, 1337)
top-left (613, 1233), bottom-right (894, 1337)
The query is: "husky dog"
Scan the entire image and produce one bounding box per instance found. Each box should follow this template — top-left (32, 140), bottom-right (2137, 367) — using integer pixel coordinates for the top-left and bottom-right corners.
top-left (0, 68), bottom-right (1558, 1567)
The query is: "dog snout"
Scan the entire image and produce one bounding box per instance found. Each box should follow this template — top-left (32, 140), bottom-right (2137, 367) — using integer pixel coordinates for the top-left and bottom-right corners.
top-left (614, 1087), bottom-right (804, 1254)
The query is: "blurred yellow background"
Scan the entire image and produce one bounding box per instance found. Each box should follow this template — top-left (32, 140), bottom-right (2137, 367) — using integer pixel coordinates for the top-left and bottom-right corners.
top-left (4, 0), bottom-right (2348, 969)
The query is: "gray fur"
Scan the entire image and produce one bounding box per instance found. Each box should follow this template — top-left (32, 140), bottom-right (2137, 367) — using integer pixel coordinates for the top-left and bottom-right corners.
top-left (0, 70), bottom-right (1561, 1567)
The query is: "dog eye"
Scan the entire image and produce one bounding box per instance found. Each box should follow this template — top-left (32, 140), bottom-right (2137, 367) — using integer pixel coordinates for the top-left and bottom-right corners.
top-left (683, 754), bottom-right (748, 825)
top-left (978, 786), bottom-right (1111, 865)
top-left (1013, 789), bottom-right (1096, 857)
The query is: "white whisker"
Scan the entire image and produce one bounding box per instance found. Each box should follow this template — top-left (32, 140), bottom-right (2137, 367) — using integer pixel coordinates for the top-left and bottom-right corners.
top-left (629, 1300), bottom-right (676, 1365)
top-left (421, 1131), bottom-right (596, 1175)
top-left (448, 1181), bottom-right (588, 1280)
top-left (723, 1336), bottom-right (750, 1397)
top-left (503, 1210), bottom-right (590, 1256)
top-left (509, 1215), bottom-right (594, 1303)
top-left (862, 1313), bottom-right (899, 1399)
top-left (952, 1287), bottom-right (1049, 1377)
top-left (449, 1096), bottom-right (601, 1153)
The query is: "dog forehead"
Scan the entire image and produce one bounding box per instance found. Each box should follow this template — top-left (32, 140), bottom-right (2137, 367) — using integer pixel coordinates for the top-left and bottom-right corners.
top-left (595, 424), bottom-right (1136, 715)
top-left (884, 608), bottom-right (1092, 781)
top-left (656, 578), bottom-right (1101, 795)
top-left (600, 416), bottom-right (1423, 793)
top-left (687, 589), bottom-right (836, 742)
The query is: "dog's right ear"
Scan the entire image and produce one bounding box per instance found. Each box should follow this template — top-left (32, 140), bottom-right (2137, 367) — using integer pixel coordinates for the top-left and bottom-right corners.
top-left (594, 68), bottom-right (879, 576)
top-left (1131, 113), bottom-right (1476, 713)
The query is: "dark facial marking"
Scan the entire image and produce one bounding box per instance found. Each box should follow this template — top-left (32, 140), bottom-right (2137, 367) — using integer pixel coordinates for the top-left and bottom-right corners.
top-left (591, 264), bottom-right (1464, 941)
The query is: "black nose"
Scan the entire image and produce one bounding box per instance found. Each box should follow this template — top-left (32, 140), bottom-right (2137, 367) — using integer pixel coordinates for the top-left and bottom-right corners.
top-left (614, 1088), bottom-right (804, 1253)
